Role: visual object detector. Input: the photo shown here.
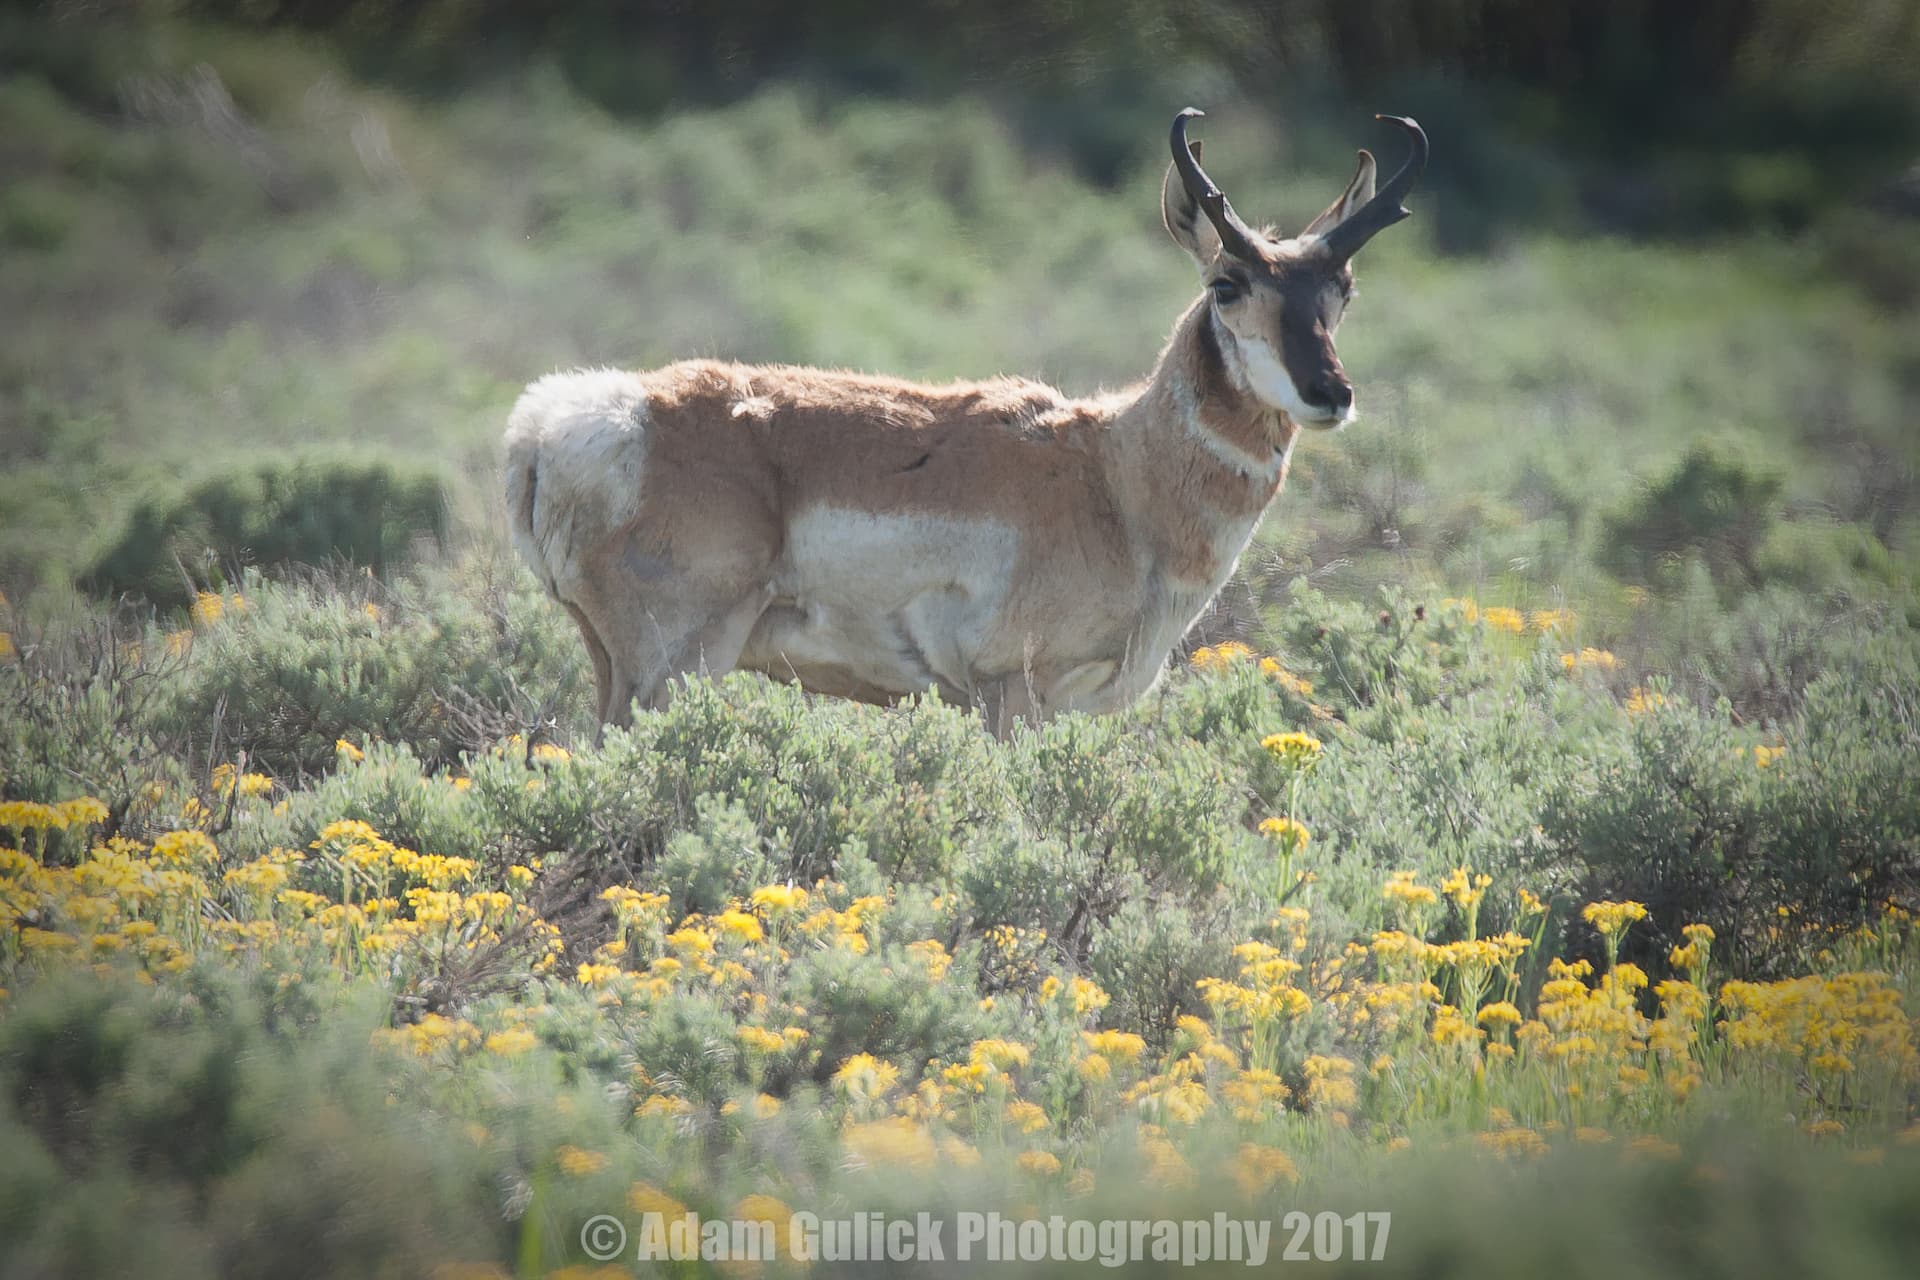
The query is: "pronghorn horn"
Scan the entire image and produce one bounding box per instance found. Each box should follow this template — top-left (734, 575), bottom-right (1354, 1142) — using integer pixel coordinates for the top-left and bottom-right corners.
top-left (1170, 108), bottom-right (1264, 264)
top-left (1318, 114), bottom-right (1428, 262)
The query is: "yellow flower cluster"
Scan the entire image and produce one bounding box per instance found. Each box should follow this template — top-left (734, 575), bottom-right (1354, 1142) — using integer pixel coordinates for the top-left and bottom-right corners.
top-left (1482, 606), bottom-right (1526, 634)
top-left (9, 786), bottom-right (1919, 1195)
top-left (1187, 641), bottom-right (1317, 699)
top-left (1582, 900), bottom-right (1649, 935)
top-left (1257, 815), bottom-right (1310, 852)
top-left (1446, 598), bottom-right (1574, 637)
top-left (1260, 732), bottom-right (1322, 768)
top-left (1188, 640), bottom-right (1255, 671)
top-left (0, 797), bottom-right (111, 843)
top-left (1625, 686), bottom-right (1668, 714)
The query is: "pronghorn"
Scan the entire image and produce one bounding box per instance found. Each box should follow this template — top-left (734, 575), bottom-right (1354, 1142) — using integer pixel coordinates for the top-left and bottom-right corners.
top-left (506, 109), bottom-right (1426, 738)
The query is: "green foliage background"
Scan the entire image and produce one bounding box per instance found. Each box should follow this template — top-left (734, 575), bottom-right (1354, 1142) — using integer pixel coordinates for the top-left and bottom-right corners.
top-left (2, 1), bottom-right (1920, 1275)
top-left (3, 1), bottom-right (1916, 718)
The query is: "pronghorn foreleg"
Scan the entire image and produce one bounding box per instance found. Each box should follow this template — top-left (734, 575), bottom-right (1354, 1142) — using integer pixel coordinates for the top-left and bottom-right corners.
top-left (980, 670), bottom-right (1044, 741)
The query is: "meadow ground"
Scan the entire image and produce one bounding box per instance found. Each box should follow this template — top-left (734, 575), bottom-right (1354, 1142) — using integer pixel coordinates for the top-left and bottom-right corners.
top-left (2, 6), bottom-right (1919, 1277)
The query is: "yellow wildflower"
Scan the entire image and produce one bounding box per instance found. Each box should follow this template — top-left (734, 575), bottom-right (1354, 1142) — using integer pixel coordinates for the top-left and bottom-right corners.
top-left (1016, 1150), bottom-right (1062, 1177)
top-left (1260, 732), bottom-right (1323, 766)
top-left (1476, 1127), bottom-right (1549, 1159)
top-left (738, 1025), bottom-right (787, 1054)
top-left (971, 1038), bottom-right (1032, 1071)
top-left (628, 1182), bottom-right (688, 1220)
top-left (1232, 1144), bottom-right (1300, 1198)
top-left (715, 909), bottom-right (764, 943)
top-left (833, 1053), bottom-right (900, 1101)
top-left (1482, 606), bottom-right (1525, 634)
top-left (842, 1118), bottom-right (936, 1171)
top-left (1081, 1030), bottom-right (1146, 1063)
top-left (751, 883), bottom-right (808, 915)
top-left (484, 1028), bottom-right (538, 1057)
top-left (1625, 687), bottom-right (1668, 715)
top-left (1258, 816), bottom-right (1310, 852)
top-left (1004, 1100), bottom-right (1050, 1134)
top-left (1477, 1001), bottom-right (1522, 1027)
top-left (1582, 900), bottom-right (1649, 935)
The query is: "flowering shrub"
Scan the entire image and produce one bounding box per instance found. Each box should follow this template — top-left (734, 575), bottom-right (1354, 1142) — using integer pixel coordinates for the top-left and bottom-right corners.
top-left (2, 568), bottom-right (1918, 1274)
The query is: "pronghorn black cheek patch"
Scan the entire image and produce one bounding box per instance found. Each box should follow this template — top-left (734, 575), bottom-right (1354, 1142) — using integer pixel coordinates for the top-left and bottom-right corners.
top-left (1277, 281), bottom-right (1343, 404)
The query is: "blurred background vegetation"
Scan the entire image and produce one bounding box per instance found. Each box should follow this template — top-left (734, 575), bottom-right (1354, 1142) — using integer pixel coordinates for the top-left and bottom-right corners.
top-left (2, 0), bottom-right (1917, 718)
top-left (4, 6), bottom-right (1920, 1273)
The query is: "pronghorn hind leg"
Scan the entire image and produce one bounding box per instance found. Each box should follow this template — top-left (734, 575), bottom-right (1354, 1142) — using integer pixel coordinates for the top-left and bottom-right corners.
top-left (644, 584), bottom-right (777, 713)
top-left (562, 601), bottom-right (614, 727)
top-left (586, 519), bottom-right (777, 726)
top-left (574, 586), bottom-right (688, 738)
top-left (590, 580), bottom-right (771, 725)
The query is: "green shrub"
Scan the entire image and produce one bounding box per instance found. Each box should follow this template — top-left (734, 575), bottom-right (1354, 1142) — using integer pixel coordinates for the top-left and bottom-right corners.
top-left (1299, 666), bottom-right (1600, 948)
top-left (80, 460), bottom-right (448, 611)
top-left (147, 564), bottom-right (588, 779)
top-left (0, 970), bottom-right (487, 1279)
top-left (1599, 440), bottom-right (1785, 594)
top-left (0, 178), bottom-right (76, 251)
top-left (621, 677), bottom-right (1007, 886)
top-left (1084, 895), bottom-right (1236, 1048)
top-left (1540, 636), bottom-right (1920, 975)
top-left (0, 609), bottom-right (198, 823)
top-left (1263, 582), bottom-right (1492, 732)
top-left (1539, 692), bottom-right (1765, 971)
top-left (1759, 635), bottom-right (1920, 964)
top-left (1004, 711), bottom-right (1242, 941)
top-left (652, 797), bottom-right (781, 919)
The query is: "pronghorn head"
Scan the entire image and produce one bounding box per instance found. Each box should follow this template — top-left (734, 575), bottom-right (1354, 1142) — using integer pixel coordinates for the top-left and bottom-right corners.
top-left (1162, 109), bottom-right (1427, 429)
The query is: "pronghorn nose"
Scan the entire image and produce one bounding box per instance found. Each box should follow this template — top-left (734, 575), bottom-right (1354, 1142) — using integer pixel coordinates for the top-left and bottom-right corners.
top-left (1309, 377), bottom-right (1353, 415)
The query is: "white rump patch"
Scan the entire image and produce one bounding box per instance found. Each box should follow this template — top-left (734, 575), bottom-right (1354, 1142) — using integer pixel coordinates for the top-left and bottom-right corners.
top-left (507, 368), bottom-right (651, 444)
top-left (503, 368), bottom-right (653, 596)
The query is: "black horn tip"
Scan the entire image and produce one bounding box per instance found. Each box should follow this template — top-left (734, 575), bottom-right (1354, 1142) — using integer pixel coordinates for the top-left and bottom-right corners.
top-left (1373, 114), bottom-right (1429, 153)
top-left (1317, 113), bottom-right (1428, 261)
top-left (1170, 109), bottom-right (1204, 154)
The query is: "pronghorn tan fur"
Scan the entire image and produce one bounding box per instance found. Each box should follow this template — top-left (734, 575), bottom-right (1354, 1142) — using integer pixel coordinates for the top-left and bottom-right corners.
top-left (505, 110), bottom-right (1425, 737)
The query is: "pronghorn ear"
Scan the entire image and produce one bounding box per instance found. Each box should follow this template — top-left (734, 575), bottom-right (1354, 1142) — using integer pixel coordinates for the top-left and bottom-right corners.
top-left (1303, 149), bottom-right (1378, 239)
top-left (1162, 141), bottom-right (1222, 267)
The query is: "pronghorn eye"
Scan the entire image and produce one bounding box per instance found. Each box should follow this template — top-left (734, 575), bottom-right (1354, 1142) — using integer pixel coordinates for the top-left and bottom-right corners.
top-left (1209, 277), bottom-right (1246, 304)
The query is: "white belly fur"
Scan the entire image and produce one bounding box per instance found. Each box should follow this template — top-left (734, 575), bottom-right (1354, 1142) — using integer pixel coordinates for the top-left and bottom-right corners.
top-left (738, 507), bottom-right (1019, 698)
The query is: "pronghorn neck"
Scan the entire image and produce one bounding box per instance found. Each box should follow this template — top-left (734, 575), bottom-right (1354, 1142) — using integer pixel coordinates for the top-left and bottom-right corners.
top-left (1102, 297), bottom-right (1300, 590)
